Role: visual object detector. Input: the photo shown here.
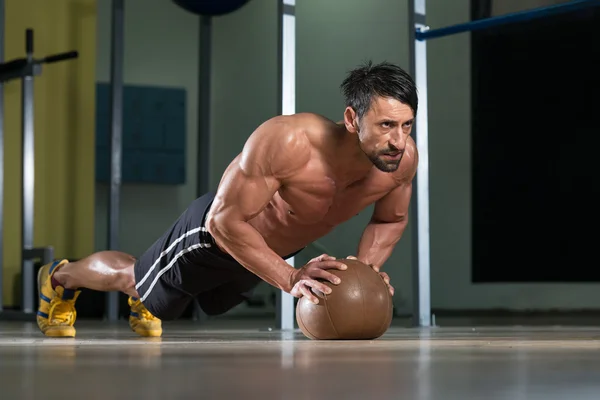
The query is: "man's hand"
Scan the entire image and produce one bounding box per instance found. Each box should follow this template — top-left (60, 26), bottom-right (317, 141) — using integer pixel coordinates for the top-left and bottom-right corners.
top-left (346, 256), bottom-right (394, 296)
top-left (289, 254), bottom-right (347, 304)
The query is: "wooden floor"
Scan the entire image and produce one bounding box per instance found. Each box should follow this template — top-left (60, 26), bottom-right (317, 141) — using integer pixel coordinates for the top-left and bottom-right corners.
top-left (1, 317), bottom-right (600, 399)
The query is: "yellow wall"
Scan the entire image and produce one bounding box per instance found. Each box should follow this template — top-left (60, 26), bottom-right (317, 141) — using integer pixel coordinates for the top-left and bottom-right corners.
top-left (2, 0), bottom-right (96, 306)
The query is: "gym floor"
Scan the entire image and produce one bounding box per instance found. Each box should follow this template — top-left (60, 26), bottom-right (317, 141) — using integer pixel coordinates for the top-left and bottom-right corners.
top-left (1, 317), bottom-right (600, 399)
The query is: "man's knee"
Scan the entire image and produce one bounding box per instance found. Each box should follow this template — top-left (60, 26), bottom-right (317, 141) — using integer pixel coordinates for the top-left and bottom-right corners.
top-left (197, 296), bottom-right (244, 316)
top-left (197, 278), bottom-right (260, 316)
top-left (143, 298), bottom-right (190, 321)
top-left (197, 290), bottom-right (251, 316)
top-left (117, 267), bottom-right (137, 293)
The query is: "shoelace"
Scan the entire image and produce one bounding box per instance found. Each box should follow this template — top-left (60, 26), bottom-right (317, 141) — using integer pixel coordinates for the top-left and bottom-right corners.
top-left (133, 300), bottom-right (158, 321)
top-left (48, 299), bottom-right (76, 326)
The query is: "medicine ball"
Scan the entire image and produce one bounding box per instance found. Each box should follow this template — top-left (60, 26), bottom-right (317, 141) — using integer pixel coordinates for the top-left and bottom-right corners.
top-left (172, 0), bottom-right (251, 16)
top-left (296, 259), bottom-right (393, 340)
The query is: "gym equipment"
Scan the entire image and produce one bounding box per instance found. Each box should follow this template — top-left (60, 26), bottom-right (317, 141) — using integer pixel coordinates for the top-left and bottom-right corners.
top-left (276, 0), bottom-right (296, 331)
top-left (0, 28), bottom-right (78, 319)
top-left (296, 259), bottom-right (393, 340)
top-left (172, 0), bottom-right (251, 16)
top-left (104, 0), bottom-right (124, 322)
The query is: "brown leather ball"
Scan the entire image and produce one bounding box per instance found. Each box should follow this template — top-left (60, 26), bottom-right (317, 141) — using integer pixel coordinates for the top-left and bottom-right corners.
top-left (296, 259), bottom-right (393, 340)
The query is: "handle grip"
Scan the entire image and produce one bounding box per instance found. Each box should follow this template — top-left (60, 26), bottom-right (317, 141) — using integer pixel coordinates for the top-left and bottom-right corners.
top-left (26, 29), bottom-right (33, 54)
top-left (43, 51), bottom-right (79, 64)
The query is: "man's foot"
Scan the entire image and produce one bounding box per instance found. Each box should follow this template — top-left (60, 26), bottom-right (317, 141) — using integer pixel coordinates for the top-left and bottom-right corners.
top-left (37, 260), bottom-right (81, 338)
top-left (128, 297), bottom-right (162, 337)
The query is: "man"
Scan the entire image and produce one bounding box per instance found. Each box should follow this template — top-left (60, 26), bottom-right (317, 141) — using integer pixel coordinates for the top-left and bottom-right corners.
top-left (36, 60), bottom-right (418, 338)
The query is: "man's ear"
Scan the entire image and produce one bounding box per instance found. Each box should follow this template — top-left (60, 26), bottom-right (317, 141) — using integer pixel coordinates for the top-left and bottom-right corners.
top-left (343, 107), bottom-right (358, 133)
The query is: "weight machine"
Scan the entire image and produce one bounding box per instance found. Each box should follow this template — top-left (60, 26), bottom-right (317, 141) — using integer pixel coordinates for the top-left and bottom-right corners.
top-left (0, 25), bottom-right (78, 319)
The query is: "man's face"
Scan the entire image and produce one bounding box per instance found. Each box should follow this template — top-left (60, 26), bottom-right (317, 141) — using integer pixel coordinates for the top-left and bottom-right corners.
top-left (350, 96), bottom-right (415, 172)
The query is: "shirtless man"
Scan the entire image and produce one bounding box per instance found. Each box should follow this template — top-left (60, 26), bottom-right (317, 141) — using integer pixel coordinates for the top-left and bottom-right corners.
top-left (36, 61), bottom-right (418, 338)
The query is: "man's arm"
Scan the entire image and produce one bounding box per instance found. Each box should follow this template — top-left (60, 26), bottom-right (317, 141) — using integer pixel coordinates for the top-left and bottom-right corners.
top-left (356, 147), bottom-right (419, 271)
top-left (206, 117), bottom-right (311, 292)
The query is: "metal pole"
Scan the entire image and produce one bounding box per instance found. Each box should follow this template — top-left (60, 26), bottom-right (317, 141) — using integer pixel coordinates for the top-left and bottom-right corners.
top-left (106, 0), bottom-right (124, 321)
top-left (192, 14), bottom-right (212, 322)
top-left (21, 29), bottom-right (35, 314)
top-left (275, 0), bottom-right (296, 331)
top-left (409, 0), bottom-right (431, 327)
top-left (0, 0), bottom-right (5, 312)
top-left (415, 0), bottom-right (599, 41)
top-left (197, 15), bottom-right (211, 196)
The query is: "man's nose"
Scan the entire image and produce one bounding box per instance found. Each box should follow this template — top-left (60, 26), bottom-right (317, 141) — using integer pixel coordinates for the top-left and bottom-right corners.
top-left (389, 131), bottom-right (407, 151)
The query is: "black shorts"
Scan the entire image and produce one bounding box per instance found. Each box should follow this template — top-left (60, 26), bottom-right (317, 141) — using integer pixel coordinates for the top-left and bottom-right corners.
top-left (133, 192), bottom-right (301, 320)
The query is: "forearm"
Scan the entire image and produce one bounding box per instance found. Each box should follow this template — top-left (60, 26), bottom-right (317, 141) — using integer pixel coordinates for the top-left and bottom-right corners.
top-left (356, 219), bottom-right (408, 271)
top-left (207, 217), bottom-right (296, 291)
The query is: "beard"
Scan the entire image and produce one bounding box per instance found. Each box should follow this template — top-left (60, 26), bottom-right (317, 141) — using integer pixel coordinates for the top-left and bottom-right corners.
top-left (368, 150), bottom-right (404, 172)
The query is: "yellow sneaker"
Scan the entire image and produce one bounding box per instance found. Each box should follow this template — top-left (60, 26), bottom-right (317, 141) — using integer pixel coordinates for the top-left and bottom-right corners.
top-left (128, 296), bottom-right (162, 337)
top-left (36, 260), bottom-right (81, 338)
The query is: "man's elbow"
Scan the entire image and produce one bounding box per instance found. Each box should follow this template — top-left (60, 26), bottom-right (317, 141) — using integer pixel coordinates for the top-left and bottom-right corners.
top-left (207, 210), bottom-right (249, 243)
top-left (371, 213), bottom-right (409, 225)
top-left (206, 211), bottom-right (230, 241)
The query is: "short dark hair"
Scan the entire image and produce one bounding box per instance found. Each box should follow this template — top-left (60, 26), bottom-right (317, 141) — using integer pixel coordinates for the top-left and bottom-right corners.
top-left (340, 61), bottom-right (418, 119)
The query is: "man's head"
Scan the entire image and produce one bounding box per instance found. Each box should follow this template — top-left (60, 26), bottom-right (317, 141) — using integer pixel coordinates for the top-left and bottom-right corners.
top-left (341, 61), bottom-right (418, 172)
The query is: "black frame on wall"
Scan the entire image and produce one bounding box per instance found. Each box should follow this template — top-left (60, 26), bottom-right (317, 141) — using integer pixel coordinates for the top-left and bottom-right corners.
top-left (470, 0), bottom-right (600, 283)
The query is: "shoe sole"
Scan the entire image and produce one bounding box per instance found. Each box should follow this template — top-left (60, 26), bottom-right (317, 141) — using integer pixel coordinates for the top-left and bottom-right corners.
top-left (44, 328), bottom-right (76, 338)
top-left (136, 330), bottom-right (163, 337)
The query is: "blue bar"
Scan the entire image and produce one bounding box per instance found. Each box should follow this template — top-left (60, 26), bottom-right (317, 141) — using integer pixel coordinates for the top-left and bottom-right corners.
top-left (416, 0), bottom-right (600, 41)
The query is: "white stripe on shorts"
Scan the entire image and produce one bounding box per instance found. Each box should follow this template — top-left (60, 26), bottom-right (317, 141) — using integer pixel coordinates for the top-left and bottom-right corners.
top-left (140, 242), bottom-right (212, 302)
top-left (135, 226), bottom-right (210, 291)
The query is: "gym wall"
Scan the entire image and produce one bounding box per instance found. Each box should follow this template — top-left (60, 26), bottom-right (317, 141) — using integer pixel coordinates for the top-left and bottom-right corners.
top-left (209, 0), bottom-right (279, 190)
top-left (2, 0), bottom-right (96, 307)
top-left (94, 0), bottom-right (200, 256)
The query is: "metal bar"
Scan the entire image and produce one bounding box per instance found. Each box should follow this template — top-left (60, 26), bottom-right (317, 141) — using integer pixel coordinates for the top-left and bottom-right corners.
top-left (41, 247), bottom-right (54, 266)
top-left (22, 245), bottom-right (54, 313)
top-left (23, 247), bottom-right (54, 264)
top-left (106, 0), bottom-right (124, 321)
top-left (416, 0), bottom-right (599, 41)
top-left (192, 14), bottom-right (212, 323)
top-left (275, 0), bottom-right (296, 332)
top-left (409, 0), bottom-right (431, 328)
top-left (21, 29), bottom-right (35, 314)
top-left (0, 0), bottom-right (5, 312)
top-left (197, 15), bottom-right (212, 197)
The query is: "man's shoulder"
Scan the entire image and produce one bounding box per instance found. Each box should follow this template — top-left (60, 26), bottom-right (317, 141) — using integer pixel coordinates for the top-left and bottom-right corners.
top-left (254, 112), bottom-right (334, 150)
top-left (243, 115), bottom-right (314, 177)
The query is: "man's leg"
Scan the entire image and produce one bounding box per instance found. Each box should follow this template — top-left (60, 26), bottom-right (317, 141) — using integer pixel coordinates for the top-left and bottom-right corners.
top-left (36, 192), bottom-right (218, 338)
top-left (52, 251), bottom-right (139, 296)
top-left (36, 250), bottom-right (155, 338)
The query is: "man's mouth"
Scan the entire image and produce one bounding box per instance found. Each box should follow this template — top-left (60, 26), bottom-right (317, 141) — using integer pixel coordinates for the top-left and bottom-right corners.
top-left (382, 152), bottom-right (403, 160)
